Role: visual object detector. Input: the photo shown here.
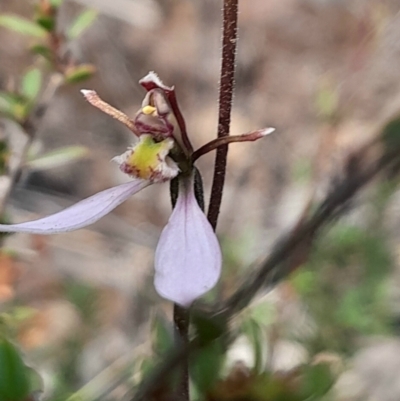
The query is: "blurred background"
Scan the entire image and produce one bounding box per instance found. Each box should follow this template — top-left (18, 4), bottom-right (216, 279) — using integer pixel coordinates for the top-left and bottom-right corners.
top-left (2, 0), bottom-right (400, 400)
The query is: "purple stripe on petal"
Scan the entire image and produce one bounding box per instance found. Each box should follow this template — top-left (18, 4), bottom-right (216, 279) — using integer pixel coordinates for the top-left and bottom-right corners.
top-left (154, 175), bottom-right (222, 307)
top-left (0, 180), bottom-right (150, 234)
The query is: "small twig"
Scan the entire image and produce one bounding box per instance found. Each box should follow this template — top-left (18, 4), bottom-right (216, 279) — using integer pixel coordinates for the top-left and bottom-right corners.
top-left (207, 0), bottom-right (239, 230)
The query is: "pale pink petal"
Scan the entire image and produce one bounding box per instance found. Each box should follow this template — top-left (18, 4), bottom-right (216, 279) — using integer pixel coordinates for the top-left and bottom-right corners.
top-left (0, 180), bottom-right (150, 234)
top-left (154, 177), bottom-right (222, 307)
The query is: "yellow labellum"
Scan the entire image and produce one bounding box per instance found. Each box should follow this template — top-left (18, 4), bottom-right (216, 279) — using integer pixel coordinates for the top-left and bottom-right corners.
top-left (127, 135), bottom-right (170, 179)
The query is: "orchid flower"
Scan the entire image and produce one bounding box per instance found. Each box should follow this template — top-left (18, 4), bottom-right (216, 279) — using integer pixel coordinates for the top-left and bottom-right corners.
top-left (0, 72), bottom-right (274, 307)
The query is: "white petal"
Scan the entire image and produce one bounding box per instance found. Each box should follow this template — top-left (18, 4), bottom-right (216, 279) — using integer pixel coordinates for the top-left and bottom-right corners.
top-left (0, 180), bottom-right (150, 234)
top-left (154, 176), bottom-right (222, 307)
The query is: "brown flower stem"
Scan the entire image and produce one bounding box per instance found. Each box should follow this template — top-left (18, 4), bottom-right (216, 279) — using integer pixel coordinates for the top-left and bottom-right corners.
top-left (207, 0), bottom-right (239, 230)
top-left (171, 0), bottom-right (239, 397)
top-left (173, 304), bottom-right (190, 401)
top-left (167, 91), bottom-right (193, 154)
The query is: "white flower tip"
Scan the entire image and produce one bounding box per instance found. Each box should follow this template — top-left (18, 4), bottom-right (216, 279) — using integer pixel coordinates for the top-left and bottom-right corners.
top-left (140, 71), bottom-right (162, 84)
top-left (261, 127), bottom-right (276, 136)
top-left (139, 71), bottom-right (172, 91)
top-left (81, 89), bottom-right (96, 99)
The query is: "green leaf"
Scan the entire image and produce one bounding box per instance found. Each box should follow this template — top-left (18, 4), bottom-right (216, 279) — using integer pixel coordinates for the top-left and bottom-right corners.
top-left (0, 338), bottom-right (30, 401)
top-left (30, 44), bottom-right (52, 61)
top-left (64, 64), bottom-right (96, 84)
top-left (21, 68), bottom-right (42, 101)
top-left (291, 269), bottom-right (317, 296)
top-left (242, 318), bottom-right (264, 373)
top-left (0, 92), bottom-right (28, 121)
top-left (0, 139), bottom-right (9, 175)
top-left (67, 10), bottom-right (97, 40)
top-left (300, 363), bottom-right (334, 398)
top-left (10, 307), bottom-right (37, 324)
top-left (190, 340), bottom-right (225, 394)
top-left (316, 87), bottom-right (338, 118)
top-left (50, 0), bottom-right (64, 7)
top-left (36, 15), bottom-right (55, 32)
top-left (250, 302), bottom-right (275, 327)
top-left (26, 146), bottom-right (89, 171)
top-left (139, 357), bottom-right (155, 379)
top-left (152, 313), bottom-right (173, 356)
top-left (0, 14), bottom-right (47, 38)
top-left (27, 366), bottom-right (43, 396)
top-left (381, 116), bottom-right (400, 151)
top-left (0, 92), bottom-right (16, 116)
top-left (13, 103), bottom-right (30, 122)
top-left (192, 311), bottom-right (227, 345)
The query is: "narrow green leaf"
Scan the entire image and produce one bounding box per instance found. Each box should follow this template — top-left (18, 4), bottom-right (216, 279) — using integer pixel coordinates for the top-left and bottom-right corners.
top-left (0, 338), bottom-right (30, 401)
top-left (381, 116), bottom-right (400, 150)
top-left (190, 340), bottom-right (225, 394)
top-left (0, 139), bottom-right (9, 175)
top-left (10, 307), bottom-right (37, 324)
top-left (0, 92), bottom-right (15, 116)
top-left (316, 86), bottom-right (338, 119)
top-left (192, 311), bottom-right (227, 345)
top-left (152, 313), bottom-right (174, 356)
top-left (21, 68), bottom-right (42, 101)
top-left (50, 0), bottom-right (64, 7)
top-left (0, 14), bottom-right (47, 38)
top-left (250, 302), bottom-right (275, 327)
top-left (30, 44), bottom-right (53, 61)
top-left (36, 15), bottom-right (55, 32)
top-left (27, 366), bottom-right (44, 398)
top-left (242, 318), bottom-right (264, 374)
top-left (139, 358), bottom-right (155, 379)
top-left (0, 92), bottom-right (28, 121)
top-left (67, 10), bottom-right (97, 40)
top-left (300, 363), bottom-right (334, 398)
top-left (13, 102), bottom-right (30, 122)
top-left (26, 146), bottom-right (89, 171)
top-left (64, 64), bottom-right (96, 84)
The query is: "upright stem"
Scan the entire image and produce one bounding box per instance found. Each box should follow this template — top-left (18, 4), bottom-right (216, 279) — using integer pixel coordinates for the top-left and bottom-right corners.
top-left (170, 177), bottom-right (189, 401)
top-left (207, 0), bottom-right (239, 230)
top-left (173, 304), bottom-right (190, 400)
top-left (172, 1), bottom-right (238, 398)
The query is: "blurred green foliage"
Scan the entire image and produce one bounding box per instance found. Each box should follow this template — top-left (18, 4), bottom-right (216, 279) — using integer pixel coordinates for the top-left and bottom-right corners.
top-left (0, 14), bottom-right (47, 38)
top-left (0, 337), bottom-right (41, 401)
top-left (292, 220), bottom-right (393, 354)
top-left (1, 1), bottom-right (400, 400)
top-left (67, 10), bottom-right (98, 40)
